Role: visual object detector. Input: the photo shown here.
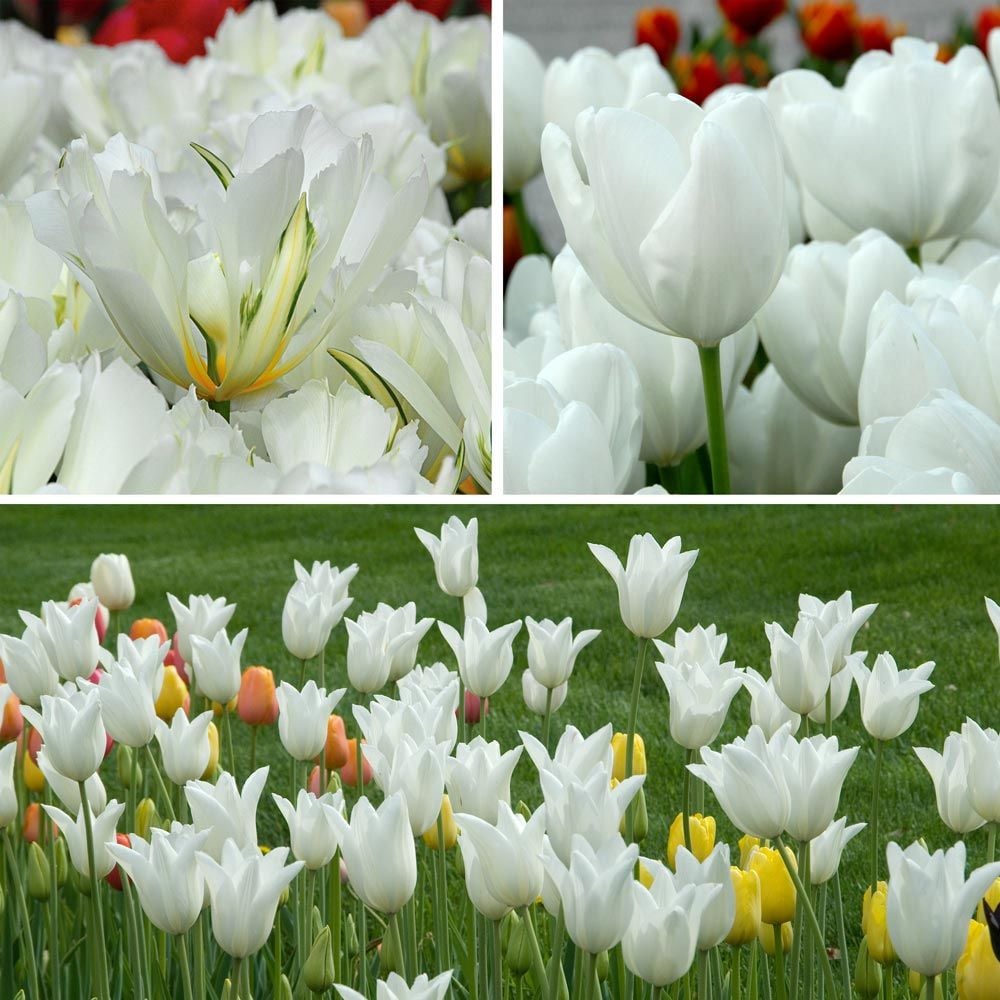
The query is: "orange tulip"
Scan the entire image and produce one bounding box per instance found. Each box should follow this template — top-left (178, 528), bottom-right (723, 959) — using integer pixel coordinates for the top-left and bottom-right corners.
top-left (340, 739), bottom-right (373, 789)
top-left (129, 618), bottom-right (168, 643)
top-left (325, 715), bottom-right (350, 770)
top-left (323, 0), bottom-right (368, 35)
top-left (1, 690), bottom-right (23, 742)
top-left (155, 664), bottom-right (190, 721)
top-left (800, 1), bottom-right (857, 62)
top-left (238, 666), bottom-right (279, 726)
top-left (635, 7), bottom-right (681, 64)
top-left (857, 14), bottom-right (903, 52)
top-left (22, 802), bottom-right (54, 843)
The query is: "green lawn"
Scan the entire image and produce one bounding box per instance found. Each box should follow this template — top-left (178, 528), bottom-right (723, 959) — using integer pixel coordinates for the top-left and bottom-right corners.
top-left (1, 502), bottom-right (998, 944)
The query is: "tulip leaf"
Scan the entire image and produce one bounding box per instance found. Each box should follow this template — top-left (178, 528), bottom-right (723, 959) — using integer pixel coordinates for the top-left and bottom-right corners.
top-left (190, 143), bottom-right (235, 190)
top-left (328, 348), bottom-right (408, 440)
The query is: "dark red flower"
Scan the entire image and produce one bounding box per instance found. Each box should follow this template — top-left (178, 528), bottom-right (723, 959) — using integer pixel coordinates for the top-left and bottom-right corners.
top-left (976, 7), bottom-right (1000, 52)
top-left (14, 0), bottom-right (106, 24)
top-left (718, 0), bottom-right (786, 37)
top-left (800, 1), bottom-right (857, 62)
top-left (673, 51), bottom-right (727, 105)
top-left (857, 15), bottom-right (903, 53)
top-left (635, 7), bottom-right (681, 65)
top-left (364, 0), bottom-right (452, 18)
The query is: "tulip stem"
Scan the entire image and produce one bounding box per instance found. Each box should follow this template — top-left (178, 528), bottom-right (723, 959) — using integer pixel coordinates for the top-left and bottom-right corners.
top-left (457, 597), bottom-right (467, 745)
top-left (732, 945), bottom-right (741, 1000)
top-left (518, 905), bottom-right (552, 1000)
top-left (491, 919), bottom-right (503, 1000)
top-left (355, 738), bottom-right (364, 797)
top-left (196, 915), bottom-right (207, 1000)
top-left (79, 781), bottom-right (111, 1000)
top-left (122, 877), bottom-right (147, 1000)
top-left (833, 873), bottom-right (851, 1000)
top-left (772, 925), bottom-right (786, 1000)
top-left (4, 831), bottom-right (40, 999)
top-left (435, 818), bottom-right (451, 973)
top-left (775, 838), bottom-right (836, 1000)
top-left (682, 748), bottom-right (693, 854)
top-left (389, 910), bottom-right (407, 979)
top-left (906, 245), bottom-right (922, 268)
top-left (249, 725), bottom-right (257, 775)
top-left (45, 786), bottom-right (61, 1000)
top-left (624, 637), bottom-right (649, 846)
top-left (145, 745), bottom-right (176, 820)
top-left (542, 687), bottom-right (554, 753)
top-left (223, 709), bottom-right (236, 777)
top-left (177, 934), bottom-right (195, 1000)
top-left (330, 849), bottom-right (342, 983)
top-left (989, 823), bottom-right (997, 864)
top-left (697, 344), bottom-right (731, 495)
top-left (698, 950), bottom-right (711, 1000)
top-left (869, 740), bottom-right (884, 891)
top-left (925, 974), bottom-right (935, 1000)
top-left (547, 907), bottom-right (566, 1000)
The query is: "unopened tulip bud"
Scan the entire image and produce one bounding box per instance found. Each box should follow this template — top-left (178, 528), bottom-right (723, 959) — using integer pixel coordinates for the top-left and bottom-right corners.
top-left (344, 914), bottom-right (358, 957)
top-left (464, 690), bottom-right (487, 725)
top-left (1, 691), bottom-right (23, 742)
top-left (23, 748), bottom-right (44, 793)
top-left (303, 926), bottom-right (336, 993)
top-left (631, 787), bottom-right (649, 843)
top-left (862, 882), bottom-right (896, 966)
top-left (117, 746), bottom-right (139, 787)
top-left (748, 846), bottom-right (796, 926)
top-left (238, 666), bottom-right (279, 726)
top-left (279, 883), bottom-right (291, 908)
top-left (611, 732), bottom-right (646, 781)
top-left (54, 837), bottom-right (68, 887)
top-left (129, 618), bottom-right (168, 643)
top-left (515, 800), bottom-right (532, 823)
top-left (308, 765), bottom-right (322, 796)
top-left (726, 867), bottom-right (762, 947)
top-left (105, 833), bottom-right (130, 892)
top-left (26, 726), bottom-right (41, 764)
top-left (326, 771), bottom-right (342, 795)
top-left (758, 920), bottom-right (793, 956)
top-left (202, 722), bottom-right (220, 780)
top-left (738, 834), bottom-right (761, 869)
top-left (0, 882), bottom-right (5, 918)
top-left (324, 715), bottom-right (349, 770)
top-left (155, 664), bottom-right (189, 721)
top-left (27, 842), bottom-right (50, 900)
top-left (220, 979), bottom-right (232, 1000)
top-left (164, 636), bottom-right (188, 686)
top-left (854, 937), bottom-right (882, 997)
top-left (422, 795), bottom-right (458, 851)
top-left (135, 798), bottom-right (158, 839)
top-left (503, 911), bottom-right (532, 976)
top-left (339, 740), bottom-right (372, 789)
top-left (596, 950), bottom-right (609, 982)
top-left (667, 812), bottom-right (716, 867)
top-left (90, 553), bottom-right (134, 612)
top-left (908, 970), bottom-right (922, 997)
top-left (277, 975), bottom-right (293, 1000)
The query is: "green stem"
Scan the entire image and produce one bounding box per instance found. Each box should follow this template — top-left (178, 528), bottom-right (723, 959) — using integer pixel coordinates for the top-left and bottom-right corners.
top-left (547, 906), bottom-right (566, 1000)
top-left (329, 848), bottom-right (342, 982)
top-left (359, 896), bottom-right (368, 995)
top-left (925, 974), bottom-right (934, 1000)
top-left (177, 934), bottom-right (195, 1000)
top-left (4, 831), bottom-right (40, 998)
top-left (698, 950), bottom-right (710, 1000)
top-left (145, 745), bottom-right (176, 820)
top-left (682, 748), bottom-right (693, 855)
top-left (208, 397), bottom-right (231, 422)
top-left (775, 838), bottom-right (836, 1000)
top-left (45, 785), bottom-right (61, 1000)
top-left (542, 687), bottom-right (554, 754)
top-left (79, 781), bottom-right (111, 1000)
top-left (989, 823), bottom-right (997, 864)
top-left (510, 190), bottom-right (545, 256)
top-left (518, 905), bottom-right (552, 1000)
top-left (698, 344), bottom-right (731, 495)
top-left (773, 925), bottom-right (786, 1000)
top-left (870, 740), bottom-right (884, 890)
top-left (196, 914), bottom-right (206, 1000)
top-left (789, 844), bottom-right (804, 1000)
top-left (436, 818), bottom-right (450, 973)
top-left (223, 709), bottom-right (236, 778)
top-left (749, 938), bottom-right (759, 1000)
top-left (122, 877), bottom-right (146, 1000)
top-left (833, 873), bottom-right (851, 1000)
top-left (492, 920), bottom-right (503, 1000)
top-left (732, 946), bottom-right (741, 1000)
top-left (906, 245), bottom-right (922, 268)
top-left (823, 689), bottom-right (833, 739)
top-left (624, 637), bottom-right (649, 845)
top-left (249, 725), bottom-right (257, 776)
top-left (389, 910), bottom-right (406, 980)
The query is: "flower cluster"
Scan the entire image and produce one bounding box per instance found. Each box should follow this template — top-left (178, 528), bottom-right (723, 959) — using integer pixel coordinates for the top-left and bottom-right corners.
top-left (0, 1), bottom-right (491, 495)
top-left (503, 25), bottom-right (1000, 494)
top-left (2, 518), bottom-right (1000, 999)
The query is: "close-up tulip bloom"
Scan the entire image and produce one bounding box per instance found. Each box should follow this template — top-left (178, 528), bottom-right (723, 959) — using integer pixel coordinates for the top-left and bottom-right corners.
top-left (809, 816), bottom-right (866, 885)
top-left (446, 737), bottom-right (523, 823)
top-left (437, 616), bottom-right (522, 699)
top-left (414, 517), bottom-right (479, 598)
top-left (89, 554), bottom-right (135, 612)
top-left (167, 594), bottom-right (236, 665)
top-left (273, 788), bottom-right (345, 870)
top-left (86, 658), bottom-right (158, 748)
top-left (854, 652), bottom-right (935, 741)
top-left (656, 654), bottom-right (743, 750)
top-left (22, 687), bottom-right (106, 782)
top-left (524, 616), bottom-right (600, 689)
top-left (154, 709), bottom-right (213, 786)
top-left (673, 843), bottom-right (737, 950)
top-left (275, 680), bottom-right (346, 761)
top-left (188, 627), bottom-right (247, 705)
top-left (915, 728), bottom-right (989, 833)
top-left (186, 766), bottom-right (268, 860)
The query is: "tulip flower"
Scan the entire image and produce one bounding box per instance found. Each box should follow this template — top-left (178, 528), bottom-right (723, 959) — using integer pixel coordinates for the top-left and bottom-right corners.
top-left (108, 826), bottom-right (209, 934)
top-left (446, 738), bottom-right (523, 823)
top-left (957, 719), bottom-right (1000, 825)
top-left (335, 971), bottom-right (453, 1000)
top-left (0, 684), bottom-right (22, 741)
top-left (886, 840), bottom-right (1000, 977)
top-left (188, 627), bottom-right (247, 705)
top-left (521, 671), bottom-right (568, 716)
top-left (806, 665), bottom-right (854, 726)
top-left (589, 533), bottom-right (698, 640)
top-left (525, 616), bottom-right (600, 689)
top-left (438, 617), bottom-right (522, 700)
top-left (454, 800), bottom-right (547, 913)
top-left (23, 747), bottom-right (44, 792)
top-left (339, 739), bottom-right (373, 789)
top-left (748, 844), bottom-right (797, 926)
top-left (372, 604), bottom-right (436, 684)
top-left (521, 722), bottom-right (614, 781)
top-left (611, 731), bottom-right (646, 781)
top-left (759, 919), bottom-right (793, 956)
top-left (114, 633), bottom-right (168, 695)
top-left (622, 860), bottom-right (717, 987)
top-left (674, 843), bottom-right (737, 949)
top-left (915, 729), bottom-right (988, 834)
top-left (655, 655), bottom-right (744, 750)
top-left (85, 658), bottom-right (157, 748)
top-left (282, 583), bottom-right (344, 662)
top-left (460, 833), bottom-right (513, 921)
top-left (130, 619), bottom-right (168, 643)
top-left (799, 590), bottom-right (877, 667)
top-left (863, 881), bottom-right (896, 966)
top-left (778, 733), bottom-right (859, 841)
top-left (689, 725), bottom-right (792, 839)
top-left (154, 664), bottom-right (189, 721)
top-left (37, 749), bottom-right (107, 814)
top-left (635, 8), bottom-right (681, 65)
top-left (43, 799), bottom-right (125, 877)
top-left (331, 792), bottom-right (417, 914)
top-left (667, 812), bottom-right (716, 867)
top-left (765, 617), bottom-right (833, 716)
top-left (155, 709), bottom-right (213, 785)
top-left (238, 665), bottom-right (279, 726)
top-left (414, 517), bottom-right (479, 597)
top-left (22, 687), bottom-right (106, 782)
top-left (89, 553), bottom-right (134, 612)
top-left (396, 677), bottom-right (460, 750)
top-left (809, 817), bottom-right (866, 886)
top-left (272, 789), bottom-right (345, 870)
top-left (186, 767), bottom-right (268, 861)
top-left (544, 834), bottom-right (639, 954)
top-left (726, 867), bottom-right (762, 946)
top-left (0, 742), bottom-right (15, 827)
top-left (25, 599), bottom-right (101, 682)
top-left (356, 689), bottom-right (457, 763)
top-left (199, 840), bottom-right (303, 958)
top-left (166, 594), bottom-right (236, 665)
top-left (503, 34), bottom-right (545, 194)
top-left (720, 0), bottom-right (786, 34)
top-left (325, 715), bottom-right (350, 770)
top-left (853, 653), bottom-right (935, 741)
top-left (957, 919), bottom-right (1000, 1000)
top-left (422, 795), bottom-right (458, 851)
top-left (364, 734), bottom-right (448, 836)
top-left (276, 681), bottom-right (346, 762)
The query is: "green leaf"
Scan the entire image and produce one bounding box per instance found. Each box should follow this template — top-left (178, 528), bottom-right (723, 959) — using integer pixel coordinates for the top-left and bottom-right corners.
top-left (190, 143), bottom-right (235, 190)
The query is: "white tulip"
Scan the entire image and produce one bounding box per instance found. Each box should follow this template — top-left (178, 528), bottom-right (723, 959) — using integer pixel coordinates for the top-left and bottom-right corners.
top-left (272, 789), bottom-right (345, 870)
top-left (89, 553), bottom-right (135, 612)
top-left (0, 626), bottom-right (60, 707)
top-left (503, 34), bottom-right (545, 192)
top-left (446, 738), bottom-right (523, 824)
top-left (765, 618), bottom-right (832, 716)
top-left (336, 971), bottom-right (453, 1000)
top-left (364, 735), bottom-right (448, 836)
top-left (525, 616), bottom-right (600, 689)
top-left (86, 658), bottom-right (157, 748)
top-left (276, 681), bottom-right (345, 762)
top-left (30, 598), bottom-right (101, 682)
top-left (673, 844), bottom-right (736, 950)
top-left (799, 591), bottom-right (877, 674)
top-left (414, 517), bottom-right (479, 598)
top-left (155, 710), bottom-right (213, 786)
top-left (22, 687), bottom-right (106, 782)
top-left (853, 653), bottom-right (935, 741)
top-left (522, 671), bottom-right (568, 716)
top-left (777, 734), bottom-right (859, 842)
top-left (957, 719), bottom-right (1000, 825)
top-left (742, 668), bottom-right (801, 738)
top-left (43, 799), bottom-right (125, 877)
top-left (520, 723), bottom-right (615, 782)
top-left (655, 656), bottom-right (743, 751)
top-left (809, 818), bottom-right (866, 885)
top-left (166, 593), bottom-right (235, 665)
top-left (189, 627), bottom-right (247, 705)
top-left (438, 617), bottom-right (522, 699)
top-left (186, 767), bottom-right (269, 862)
top-left (36, 750), bottom-right (107, 815)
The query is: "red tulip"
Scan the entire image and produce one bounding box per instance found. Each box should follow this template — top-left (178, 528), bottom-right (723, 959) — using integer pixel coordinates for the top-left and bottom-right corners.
top-left (673, 51), bottom-right (727, 105)
top-left (718, 0), bottom-right (785, 36)
top-left (364, 0), bottom-right (451, 18)
top-left (635, 7), bottom-right (681, 65)
top-left (976, 7), bottom-right (1000, 52)
top-left (105, 833), bottom-right (131, 891)
top-left (463, 690), bottom-right (488, 726)
top-left (799, 1), bottom-right (857, 62)
top-left (857, 15), bottom-right (903, 53)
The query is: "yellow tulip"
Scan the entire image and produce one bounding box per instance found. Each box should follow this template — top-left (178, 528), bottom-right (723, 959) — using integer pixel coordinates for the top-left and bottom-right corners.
top-left (23, 748), bottom-right (44, 792)
top-left (908, 968), bottom-right (922, 996)
top-left (958, 919), bottom-right (1000, 1000)
top-left (738, 834), bottom-right (762, 869)
top-left (135, 798), bottom-right (158, 840)
top-left (726, 866), bottom-right (762, 946)
top-left (422, 795), bottom-right (458, 851)
top-left (977, 877), bottom-right (1000, 923)
top-left (748, 845), bottom-right (796, 926)
top-left (638, 862), bottom-right (654, 889)
top-left (862, 882), bottom-right (897, 966)
top-left (758, 920), bottom-right (793, 955)
top-left (201, 722), bottom-right (220, 780)
top-left (667, 812), bottom-right (717, 867)
top-left (611, 732), bottom-right (646, 781)
top-left (155, 664), bottom-right (189, 722)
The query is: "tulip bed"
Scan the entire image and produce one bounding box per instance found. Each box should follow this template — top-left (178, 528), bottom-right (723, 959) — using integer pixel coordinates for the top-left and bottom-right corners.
top-left (0, 1), bottom-right (490, 495)
top-left (502, 19), bottom-right (1000, 495)
top-left (0, 503), bottom-right (999, 1000)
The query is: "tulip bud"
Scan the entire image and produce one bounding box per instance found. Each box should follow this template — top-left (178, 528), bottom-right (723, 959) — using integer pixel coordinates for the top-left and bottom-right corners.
top-left (344, 914), bottom-right (359, 957)
top-left (758, 920), bottom-right (793, 956)
top-left (611, 732), bottom-right (646, 781)
top-left (129, 618), bottom-right (168, 643)
top-left (202, 722), bottom-right (220, 780)
top-left (379, 923), bottom-right (404, 975)
top-left (75, 867), bottom-right (90, 895)
top-left (220, 979), bottom-right (232, 1000)
top-left (630, 787), bottom-right (648, 844)
top-left (595, 950), bottom-right (609, 982)
top-left (726, 867), bottom-right (762, 947)
top-left (23, 747), bottom-right (45, 793)
top-left (1, 690), bottom-right (23, 742)
top-left (464, 691), bottom-right (488, 725)
top-left (738, 834), bottom-right (761, 869)
top-left (25, 727), bottom-right (41, 765)
top-left (303, 926), bottom-right (336, 993)
top-left (324, 714), bottom-right (350, 770)
top-left (326, 771), bottom-right (342, 795)
top-left (515, 801), bottom-right (532, 823)
top-left (422, 795), bottom-right (458, 851)
top-left (919, 981), bottom-right (944, 1000)
top-left (276, 975), bottom-right (293, 1000)
top-left (339, 740), bottom-right (372, 789)
top-left (117, 745), bottom-right (141, 787)
top-left (908, 970), bottom-right (922, 997)
top-left (862, 882), bottom-right (896, 966)
top-left (54, 837), bottom-right (69, 887)
top-left (135, 798), bottom-right (158, 839)
top-left (667, 812), bottom-right (717, 867)
top-left (854, 937), bottom-right (882, 997)
top-left (748, 846), bottom-right (796, 926)
top-left (279, 883), bottom-right (291, 909)
top-left (237, 666), bottom-right (279, 726)
top-left (22, 803), bottom-right (48, 844)
top-left (308, 765), bottom-right (322, 796)
top-left (27, 842), bottom-right (50, 900)
top-left (503, 911), bottom-right (532, 977)
top-left (155, 664), bottom-right (189, 722)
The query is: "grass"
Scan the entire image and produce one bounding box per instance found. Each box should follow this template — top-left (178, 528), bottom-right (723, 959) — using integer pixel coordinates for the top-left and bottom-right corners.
top-left (1, 502), bottom-right (998, 957)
